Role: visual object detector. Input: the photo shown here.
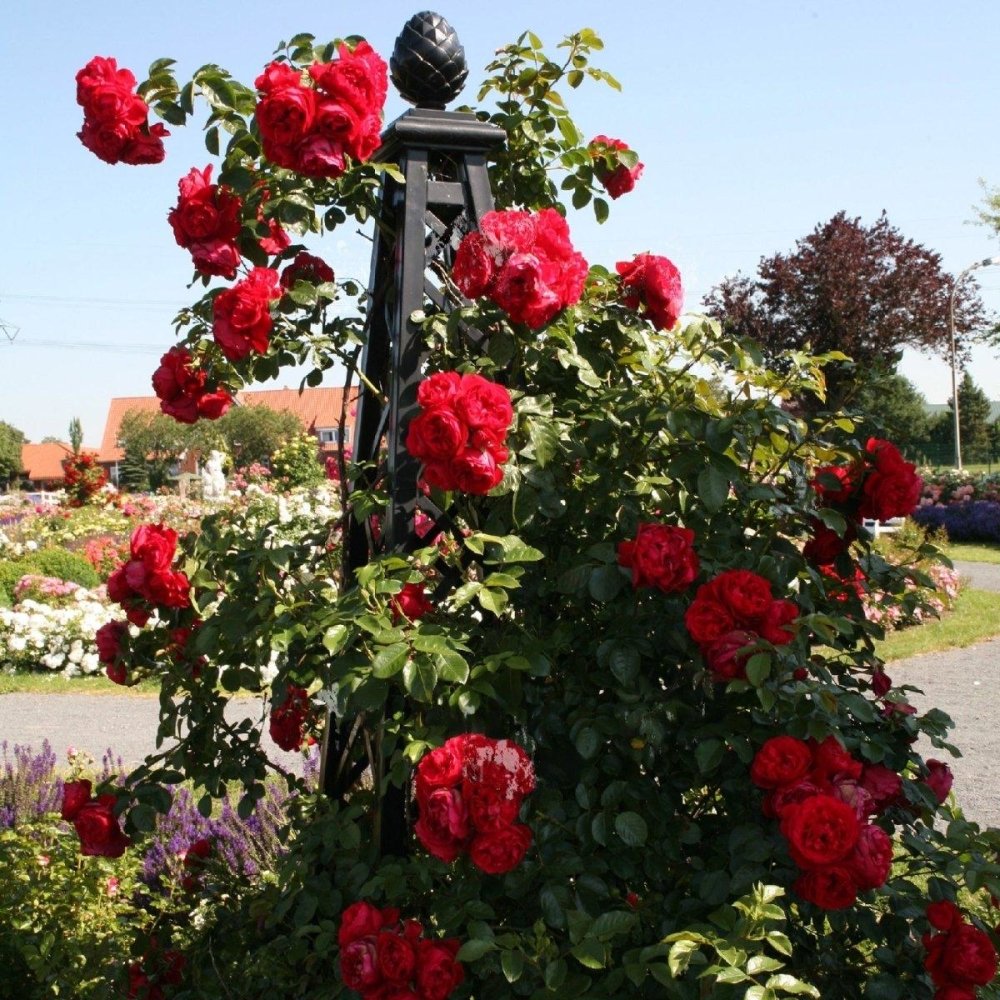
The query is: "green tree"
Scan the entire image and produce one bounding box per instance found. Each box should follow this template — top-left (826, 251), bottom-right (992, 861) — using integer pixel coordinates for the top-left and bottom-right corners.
top-left (0, 420), bottom-right (25, 488)
top-left (68, 417), bottom-right (83, 455)
top-left (270, 431), bottom-right (324, 489)
top-left (949, 370), bottom-right (993, 463)
top-left (117, 409), bottom-right (192, 491)
top-left (852, 373), bottom-right (930, 457)
top-left (199, 404), bottom-right (302, 468)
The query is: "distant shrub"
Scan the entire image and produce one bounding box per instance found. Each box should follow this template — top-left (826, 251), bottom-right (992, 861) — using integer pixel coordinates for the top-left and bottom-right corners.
top-left (911, 500), bottom-right (1000, 542)
top-left (31, 548), bottom-right (100, 590)
top-left (0, 557), bottom-right (40, 606)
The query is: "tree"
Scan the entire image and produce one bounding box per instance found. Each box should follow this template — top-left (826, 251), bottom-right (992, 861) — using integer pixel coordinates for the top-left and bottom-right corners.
top-left (0, 420), bottom-right (25, 488)
top-left (68, 417), bottom-right (83, 455)
top-left (704, 211), bottom-right (989, 411)
top-left (949, 370), bottom-right (993, 463)
top-left (117, 409), bottom-right (192, 491)
top-left (199, 404), bottom-right (302, 468)
top-left (852, 373), bottom-right (930, 457)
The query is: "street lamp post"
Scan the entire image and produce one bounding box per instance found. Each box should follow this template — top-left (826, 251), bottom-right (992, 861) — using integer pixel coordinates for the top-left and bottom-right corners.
top-left (949, 255), bottom-right (1000, 470)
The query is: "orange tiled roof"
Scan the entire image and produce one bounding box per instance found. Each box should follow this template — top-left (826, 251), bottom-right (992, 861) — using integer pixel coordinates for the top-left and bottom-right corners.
top-left (21, 442), bottom-right (74, 483)
top-left (98, 387), bottom-right (356, 464)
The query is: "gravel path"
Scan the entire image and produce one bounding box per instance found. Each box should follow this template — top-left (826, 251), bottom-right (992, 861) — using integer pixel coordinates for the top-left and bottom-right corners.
top-left (952, 559), bottom-right (1000, 592)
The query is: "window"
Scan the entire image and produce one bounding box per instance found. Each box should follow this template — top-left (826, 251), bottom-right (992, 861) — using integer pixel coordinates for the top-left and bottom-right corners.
top-left (317, 428), bottom-right (340, 444)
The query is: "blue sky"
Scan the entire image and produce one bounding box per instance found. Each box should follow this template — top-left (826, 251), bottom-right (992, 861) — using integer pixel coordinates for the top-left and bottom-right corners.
top-left (3, 1), bottom-right (1000, 446)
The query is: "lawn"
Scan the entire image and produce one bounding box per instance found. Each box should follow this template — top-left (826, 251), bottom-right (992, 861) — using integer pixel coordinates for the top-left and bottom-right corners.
top-left (0, 672), bottom-right (159, 696)
top-left (943, 540), bottom-right (1000, 565)
top-left (875, 588), bottom-right (1000, 662)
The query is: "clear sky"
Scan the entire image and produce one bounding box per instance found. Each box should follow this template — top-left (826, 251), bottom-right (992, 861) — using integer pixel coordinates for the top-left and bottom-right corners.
top-left (3, 1), bottom-right (1000, 447)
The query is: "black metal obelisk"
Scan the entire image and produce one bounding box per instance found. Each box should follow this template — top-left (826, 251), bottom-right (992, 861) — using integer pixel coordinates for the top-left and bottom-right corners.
top-left (320, 12), bottom-right (505, 855)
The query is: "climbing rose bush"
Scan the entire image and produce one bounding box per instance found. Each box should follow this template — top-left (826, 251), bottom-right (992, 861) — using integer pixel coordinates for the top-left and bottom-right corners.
top-left (70, 24), bottom-right (999, 1000)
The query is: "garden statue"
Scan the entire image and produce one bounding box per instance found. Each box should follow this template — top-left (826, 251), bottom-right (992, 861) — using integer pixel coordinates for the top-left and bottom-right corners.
top-left (60, 11), bottom-right (1000, 1000)
top-left (200, 449), bottom-right (227, 500)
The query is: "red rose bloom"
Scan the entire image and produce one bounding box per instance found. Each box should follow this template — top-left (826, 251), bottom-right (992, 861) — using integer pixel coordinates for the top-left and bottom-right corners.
top-left (72, 793), bottom-right (131, 857)
top-left (793, 865), bottom-right (858, 910)
top-left (168, 165), bottom-right (243, 278)
top-left (341, 938), bottom-right (381, 992)
top-left (617, 522), bottom-right (699, 593)
top-left (75, 56), bottom-right (168, 166)
top-left (810, 736), bottom-right (863, 781)
top-left (62, 779), bottom-right (93, 821)
top-left (95, 619), bottom-right (128, 665)
top-left (704, 629), bottom-right (756, 682)
top-left (451, 373), bottom-right (514, 432)
top-left (750, 736), bottom-right (813, 789)
top-left (683, 597), bottom-right (735, 647)
top-left (617, 253), bottom-right (683, 331)
top-left (377, 931), bottom-right (417, 985)
top-left (413, 787), bottom-right (470, 863)
top-left (860, 763), bottom-right (902, 813)
top-left (417, 372), bottom-right (463, 410)
top-left (453, 208), bottom-right (588, 329)
top-left (704, 569), bottom-right (773, 622)
top-left (280, 251), bottom-right (335, 289)
top-left (268, 684), bottom-right (311, 751)
top-left (925, 759), bottom-right (954, 804)
top-left (392, 582), bottom-right (433, 622)
top-left (405, 409), bottom-right (468, 462)
top-left (212, 267), bottom-right (281, 361)
top-left (152, 346), bottom-right (233, 424)
top-left (803, 519), bottom-right (855, 566)
top-left (589, 134), bottom-right (644, 199)
top-left (924, 910), bottom-right (998, 991)
top-left (811, 464), bottom-right (856, 506)
top-left (847, 823), bottom-right (893, 890)
top-left (468, 823), bottom-right (533, 874)
top-left (450, 447), bottom-right (503, 494)
top-left (781, 794), bottom-right (860, 869)
top-left (413, 743), bottom-right (464, 801)
top-left (339, 901), bottom-right (386, 946)
top-left (415, 939), bottom-right (464, 1000)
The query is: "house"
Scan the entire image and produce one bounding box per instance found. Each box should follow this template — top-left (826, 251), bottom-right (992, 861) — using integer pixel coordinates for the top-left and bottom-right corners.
top-left (98, 386), bottom-right (357, 485)
top-left (20, 441), bottom-right (74, 490)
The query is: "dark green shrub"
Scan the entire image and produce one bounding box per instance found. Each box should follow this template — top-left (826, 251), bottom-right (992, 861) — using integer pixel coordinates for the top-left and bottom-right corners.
top-left (0, 557), bottom-right (40, 606)
top-left (31, 548), bottom-right (100, 590)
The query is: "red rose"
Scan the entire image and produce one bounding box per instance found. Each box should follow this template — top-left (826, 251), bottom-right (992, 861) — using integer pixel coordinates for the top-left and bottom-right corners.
top-left (589, 135), bottom-right (644, 199)
top-left (617, 522), bottom-right (699, 593)
top-left (73, 793), bottom-right (131, 857)
top-left (793, 865), bottom-right (858, 910)
top-left (152, 346), bottom-right (233, 424)
top-left (859, 466), bottom-right (922, 522)
top-left (616, 253), bottom-right (683, 331)
top-left (808, 736), bottom-right (861, 781)
top-left (310, 41), bottom-right (388, 118)
top-left (414, 787), bottom-right (470, 863)
top-left (464, 781), bottom-right (521, 832)
top-left (339, 901), bottom-right (386, 946)
top-left (280, 251), bottom-right (335, 289)
top-left (803, 519), bottom-right (855, 566)
top-left (925, 918), bottom-right (998, 990)
top-left (95, 619), bottom-right (128, 665)
top-left (415, 939), bottom-right (464, 1000)
top-left (392, 582), bottom-right (433, 622)
top-left (492, 252), bottom-right (564, 329)
top-left (417, 372), bottom-right (463, 410)
top-left (341, 938), bottom-right (382, 992)
top-left (168, 165), bottom-right (243, 278)
top-left (928, 901), bottom-right (963, 932)
top-left (847, 823), bottom-right (892, 890)
top-left (684, 597), bottom-right (735, 647)
top-left (213, 267), bottom-right (281, 361)
top-left (704, 569), bottom-right (773, 623)
top-left (377, 931), bottom-right (417, 985)
top-left (925, 760), bottom-right (954, 804)
top-left (468, 822), bottom-right (532, 874)
top-left (61, 779), bottom-right (93, 820)
top-left (766, 778), bottom-right (832, 819)
top-left (452, 233), bottom-right (496, 298)
top-left (405, 409), bottom-right (468, 462)
top-left (704, 629), bottom-right (755, 682)
top-left (871, 669), bottom-right (892, 697)
top-left (811, 464), bottom-right (857, 506)
top-left (255, 62), bottom-right (317, 149)
top-left (781, 794), bottom-right (860, 868)
top-left (75, 56), bottom-right (167, 166)
top-left (760, 599), bottom-right (798, 645)
top-left (453, 374), bottom-right (515, 433)
top-left (750, 736), bottom-right (812, 789)
top-left (269, 685), bottom-right (311, 751)
top-left (860, 763), bottom-right (902, 813)
top-left (414, 741), bottom-right (464, 801)
top-left (450, 447), bottom-right (503, 495)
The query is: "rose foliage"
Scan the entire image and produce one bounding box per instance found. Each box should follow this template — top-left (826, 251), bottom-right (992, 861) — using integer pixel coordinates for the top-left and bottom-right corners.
top-left (74, 26), bottom-right (1000, 1000)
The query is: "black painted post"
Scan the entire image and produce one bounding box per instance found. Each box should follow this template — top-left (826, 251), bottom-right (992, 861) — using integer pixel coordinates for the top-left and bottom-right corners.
top-left (320, 13), bottom-right (505, 855)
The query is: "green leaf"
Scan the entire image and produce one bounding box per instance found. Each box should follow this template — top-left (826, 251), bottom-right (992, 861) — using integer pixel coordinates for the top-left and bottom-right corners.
top-left (697, 465), bottom-right (730, 513)
top-left (402, 657), bottom-right (437, 702)
top-left (434, 650), bottom-right (470, 684)
top-left (609, 645), bottom-right (641, 685)
top-left (589, 565), bottom-right (625, 602)
top-left (745, 653), bottom-right (771, 686)
top-left (695, 739), bottom-right (724, 774)
top-left (575, 727), bottom-right (600, 759)
top-left (456, 939), bottom-right (495, 962)
top-left (590, 910), bottom-right (637, 939)
top-left (371, 643), bottom-right (409, 679)
top-left (205, 125), bottom-right (220, 156)
top-left (570, 938), bottom-right (606, 969)
top-left (764, 974), bottom-right (820, 996)
top-left (478, 587), bottom-right (508, 616)
top-left (501, 950), bottom-right (525, 983)
top-left (668, 938), bottom-right (701, 977)
top-left (614, 811), bottom-right (648, 846)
